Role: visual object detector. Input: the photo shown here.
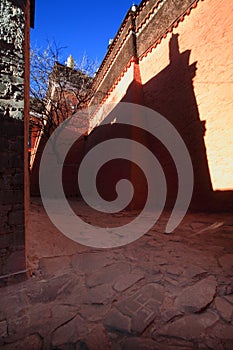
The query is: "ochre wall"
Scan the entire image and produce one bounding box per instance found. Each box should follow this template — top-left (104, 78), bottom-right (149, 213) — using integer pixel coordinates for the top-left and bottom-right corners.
top-left (31, 0), bottom-right (233, 212)
top-left (140, 0), bottom-right (233, 193)
top-left (90, 63), bottom-right (135, 129)
top-left (88, 0), bottom-right (233, 211)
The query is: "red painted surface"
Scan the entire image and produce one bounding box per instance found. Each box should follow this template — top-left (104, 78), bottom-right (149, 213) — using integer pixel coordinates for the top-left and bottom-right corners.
top-left (88, 0), bottom-right (233, 211)
top-left (31, 0), bottom-right (233, 212)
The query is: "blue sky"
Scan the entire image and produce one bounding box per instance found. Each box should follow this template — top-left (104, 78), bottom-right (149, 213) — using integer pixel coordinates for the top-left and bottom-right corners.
top-left (31, 0), bottom-right (137, 66)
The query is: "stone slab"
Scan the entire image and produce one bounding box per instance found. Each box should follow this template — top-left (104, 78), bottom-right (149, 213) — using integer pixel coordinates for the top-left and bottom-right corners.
top-left (218, 254), bottom-right (233, 271)
top-left (156, 311), bottom-right (219, 340)
top-left (83, 325), bottom-right (111, 350)
top-left (113, 270), bottom-right (144, 292)
top-left (175, 276), bottom-right (217, 313)
top-left (71, 252), bottom-right (111, 273)
top-left (52, 314), bottom-right (88, 347)
top-left (215, 297), bottom-right (233, 322)
top-left (105, 283), bottom-right (164, 335)
top-left (2, 334), bottom-right (43, 350)
top-left (39, 256), bottom-right (71, 278)
top-left (86, 262), bottom-right (130, 287)
top-left (0, 320), bottom-right (7, 338)
top-left (103, 309), bottom-right (131, 333)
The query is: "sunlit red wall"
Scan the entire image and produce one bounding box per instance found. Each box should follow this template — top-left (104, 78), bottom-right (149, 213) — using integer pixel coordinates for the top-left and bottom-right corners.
top-left (89, 0), bottom-right (233, 211)
top-left (139, 0), bottom-right (233, 192)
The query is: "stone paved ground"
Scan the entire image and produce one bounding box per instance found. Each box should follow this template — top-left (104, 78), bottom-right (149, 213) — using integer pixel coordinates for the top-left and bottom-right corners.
top-left (0, 198), bottom-right (233, 349)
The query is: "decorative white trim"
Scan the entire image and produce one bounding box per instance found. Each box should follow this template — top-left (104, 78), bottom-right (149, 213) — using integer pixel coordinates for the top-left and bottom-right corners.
top-left (93, 29), bottom-right (133, 93)
top-left (136, 0), bottom-right (167, 36)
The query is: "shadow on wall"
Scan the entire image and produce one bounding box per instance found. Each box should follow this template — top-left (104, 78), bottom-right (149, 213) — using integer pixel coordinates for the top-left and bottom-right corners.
top-left (30, 130), bottom-right (87, 198)
top-left (86, 33), bottom-right (233, 211)
top-left (122, 33), bottom-right (232, 211)
top-left (31, 34), bottom-right (233, 212)
top-left (141, 33), bottom-right (213, 210)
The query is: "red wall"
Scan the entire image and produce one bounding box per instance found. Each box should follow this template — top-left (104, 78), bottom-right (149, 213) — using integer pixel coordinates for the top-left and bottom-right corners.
top-left (88, 0), bottom-right (233, 211)
top-left (32, 0), bottom-right (233, 213)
